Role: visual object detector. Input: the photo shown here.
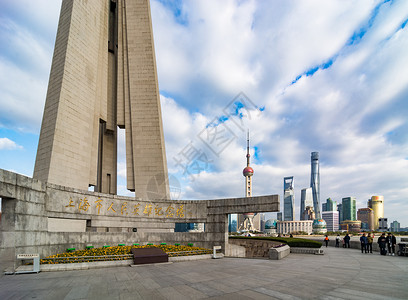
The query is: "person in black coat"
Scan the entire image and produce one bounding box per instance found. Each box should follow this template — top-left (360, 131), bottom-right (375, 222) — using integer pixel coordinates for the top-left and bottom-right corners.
top-left (344, 233), bottom-right (351, 248)
top-left (386, 233), bottom-right (397, 256)
top-left (377, 233), bottom-right (387, 255)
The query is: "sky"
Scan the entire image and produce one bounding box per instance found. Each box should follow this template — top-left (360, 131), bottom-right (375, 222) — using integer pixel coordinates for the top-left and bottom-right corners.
top-left (0, 0), bottom-right (407, 227)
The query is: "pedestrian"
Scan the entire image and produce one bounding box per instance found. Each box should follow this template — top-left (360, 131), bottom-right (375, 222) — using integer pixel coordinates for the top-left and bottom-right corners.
top-left (344, 233), bottom-right (351, 248)
top-left (324, 235), bottom-right (329, 247)
top-left (377, 233), bottom-right (387, 255)
top-left (367, 233), bottom-right (373, 253)
top-left (342, 236), bottom-right (345, 248)
top-left (386, 233), bottom-right (397, 256)
top-left (335, 234), bottom-right (340, 247)
top-left (360, 233), bottom-right (368, 253)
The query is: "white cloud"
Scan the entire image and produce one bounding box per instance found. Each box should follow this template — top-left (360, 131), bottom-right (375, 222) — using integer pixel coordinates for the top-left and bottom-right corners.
top-left (0, 138), bottom-right (23, 150)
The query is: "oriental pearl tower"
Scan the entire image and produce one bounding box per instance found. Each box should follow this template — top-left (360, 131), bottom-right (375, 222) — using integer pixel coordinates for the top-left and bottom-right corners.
top-left (238, 132), bottom-right (256, 232)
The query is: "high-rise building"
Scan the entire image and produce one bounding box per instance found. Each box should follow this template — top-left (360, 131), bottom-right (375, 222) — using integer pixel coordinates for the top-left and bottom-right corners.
top-left (228, 214), bottom-right (237, 232)
top-left (277, 212), bottom-right (283, 221)
top-left (33, 0), bottom-right (170, 199)
top-left (390, 220), bottom-right (400, 232)
top-left (342, 197), bottom-right (356, 221)
top-left (379, 218), bottom-right (388, 231)
top-left (324, 198), bottom-right (337, 211)
top-left (310, 152), bottom-right (321, 219)
top-left (357, 208), bottom-right (374, 231)
top-left (284, 177), bottom-right (295, 221)
top-left (322, 203), bottom-right (327, 212)
top-left (322, 211), bottom-right (339, 232)
top-left (337, 204), bottom-right (343, 223)
top-left (367, 196), bottom-right (384, 230)
top-left (300, 187), bottom-right (313, 220)
top-left (302, 206), bottom-right (315, 220)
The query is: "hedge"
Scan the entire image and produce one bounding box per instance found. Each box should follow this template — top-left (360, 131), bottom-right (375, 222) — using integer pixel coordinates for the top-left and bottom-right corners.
top-left (229, 236), bottom-right (322, 248)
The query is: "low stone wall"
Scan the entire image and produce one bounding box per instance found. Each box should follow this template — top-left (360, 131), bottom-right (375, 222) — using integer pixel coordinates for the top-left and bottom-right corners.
top-left (269, 245), bottom-right (290, 260)
top-left (290, 247), bottom-right (323, 255)
top-left (225, 243), bottom-right (246, 258)
top-left (0, 168), bottom-right (280, 272)
top-left (228, 238), bottom-right (282, 258)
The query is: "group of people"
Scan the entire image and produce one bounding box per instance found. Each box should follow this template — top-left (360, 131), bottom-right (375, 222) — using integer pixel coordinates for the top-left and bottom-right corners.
top-left (334, 233), bottom-right (351, 248)
top-left (376, 232), bottom-right (397, 256)
top-left (359, 233), bottom-right (375, 253)
top-left (328, 232), bottom-right (398, 256)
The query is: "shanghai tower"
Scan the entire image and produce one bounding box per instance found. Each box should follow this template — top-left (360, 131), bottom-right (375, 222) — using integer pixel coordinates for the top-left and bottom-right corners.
top-left (310, 152), bottom-right (321, 219)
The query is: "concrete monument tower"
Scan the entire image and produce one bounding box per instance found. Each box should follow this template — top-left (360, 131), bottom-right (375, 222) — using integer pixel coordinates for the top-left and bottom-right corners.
top-left (33, 0), bottom-right (169, 200)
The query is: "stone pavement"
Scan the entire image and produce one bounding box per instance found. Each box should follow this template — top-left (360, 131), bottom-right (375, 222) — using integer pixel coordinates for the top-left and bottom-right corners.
top-left (0, 246), bottom-right (407, 299)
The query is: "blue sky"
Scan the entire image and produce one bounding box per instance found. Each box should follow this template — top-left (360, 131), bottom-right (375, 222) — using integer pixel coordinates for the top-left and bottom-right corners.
top-left (1, 0), bottom-right (408, 227)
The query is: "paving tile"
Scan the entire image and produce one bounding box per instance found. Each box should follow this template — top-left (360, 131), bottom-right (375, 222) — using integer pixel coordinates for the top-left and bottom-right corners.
top-left (173, 284), bottom-right (208, 299)
top-left (240, 289), bottom-right (281, 300)
top-left (207, 291), bottom-right (254, 299)
top-left (189, 282), bottom-right (224, 297)
top-left (254, 287), bottom-right (302, 300)
top-left (64, 284), bottom-right (90, 300)
top-left (1, 247), bottom-right (407, 299)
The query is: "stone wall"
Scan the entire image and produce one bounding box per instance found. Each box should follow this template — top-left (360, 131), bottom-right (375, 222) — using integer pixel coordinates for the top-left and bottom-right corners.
top-left (228, 238), bottom-right (282, 258)
top-left (0, 169), bottom-right (279, 271)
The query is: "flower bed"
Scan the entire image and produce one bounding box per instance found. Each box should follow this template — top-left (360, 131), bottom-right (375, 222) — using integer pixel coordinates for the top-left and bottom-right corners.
top-left (40, 245), bottom-right (212, 264)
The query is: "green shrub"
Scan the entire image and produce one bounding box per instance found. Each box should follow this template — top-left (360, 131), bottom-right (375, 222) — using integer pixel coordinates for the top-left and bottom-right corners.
top-left (229, 236), bottom-right (322, 248)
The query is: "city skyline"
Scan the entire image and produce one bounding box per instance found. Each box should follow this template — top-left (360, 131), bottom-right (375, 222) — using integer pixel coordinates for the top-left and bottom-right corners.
top-left (1, 1), bottom-right (408, 226)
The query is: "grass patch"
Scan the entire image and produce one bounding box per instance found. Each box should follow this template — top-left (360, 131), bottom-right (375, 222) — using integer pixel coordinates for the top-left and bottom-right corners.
top-left (229, 236), bottom-right (322, 248)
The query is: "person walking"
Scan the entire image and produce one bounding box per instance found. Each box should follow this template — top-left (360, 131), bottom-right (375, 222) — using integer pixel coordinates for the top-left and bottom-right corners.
top-left (360, 233), bottom-right (368, 253)
top-left (377, 233), bottom-right (387, 255)
top-left (344, 233), bottom-right (351, 248)
top-left (367, 233), bottom-right (374, 253)
top-left (386, 233), bottom-right (397, 256)
top-left (335, 235), bottom-right (340, 247)
top-left (324, 235), bottom-right (329, 247)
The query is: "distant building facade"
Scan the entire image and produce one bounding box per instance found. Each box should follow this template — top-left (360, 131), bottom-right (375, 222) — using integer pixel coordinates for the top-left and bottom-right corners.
top-left (277, 212), bottom-right (283, 221)
top-left (277, 220), bottom-right (313, 235)
top-left (323, 198), bottom-right (337, 212)
top-left (342, 197), bottom-right (356, 221)
top-left (300, 187), bottom-right (313, 220)
top-left (368, 196), bottom-right (384, 230)
top-left (302, 206), bottom-right (315, 221)
top-left (322, 211), bottom-right (339, 232)
top-left (283, 177), bottom-right (295, 221)
top-left (337, 204), bottom-right (343, 223)
top-left (378, 218), bottom-right (388, 232)
top-left (264, 219), bottom-right (277, 234)
top-left (357, 208), bottom-right (374, 231)
top-left (390, 220), bottom-right (400, 232)
top-left (340, 220), bottom-right (361, 232)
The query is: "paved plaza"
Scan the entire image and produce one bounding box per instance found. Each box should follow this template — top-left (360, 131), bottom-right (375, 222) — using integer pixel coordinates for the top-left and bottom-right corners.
top-left (0, 246), bottom-right (407, 300)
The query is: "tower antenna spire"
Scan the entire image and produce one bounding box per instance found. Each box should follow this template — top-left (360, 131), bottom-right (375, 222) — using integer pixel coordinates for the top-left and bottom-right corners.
top-left (246, 130), bottom-right (250, 167)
